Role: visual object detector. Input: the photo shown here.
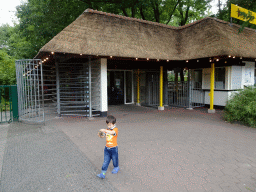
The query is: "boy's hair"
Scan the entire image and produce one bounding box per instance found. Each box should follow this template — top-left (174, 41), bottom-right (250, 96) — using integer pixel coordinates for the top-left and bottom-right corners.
top-left (106, 115), bottom-right (116, 124)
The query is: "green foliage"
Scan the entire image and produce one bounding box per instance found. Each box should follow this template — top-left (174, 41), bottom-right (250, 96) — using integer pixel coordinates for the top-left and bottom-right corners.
top-left (14, 0), bottom-right (88, 59)
top-left (216, 0), bottom-right (256, 32)
top-left (0, 50), bottom-right (16, 85)
top-left (0, 97), bottom-right (10, 111)
top-left (237, 10), bottom-right (255, 33)
top-left (174, 0), bottom-right (212, 26)
top-left (0, 0), bottom-right (213, 61)
top-left (224, 86), bottom-right (256, 128)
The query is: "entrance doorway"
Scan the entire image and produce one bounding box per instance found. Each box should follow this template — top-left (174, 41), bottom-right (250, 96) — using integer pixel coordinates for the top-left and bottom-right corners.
top-left (107, 70), bottom-right (134, 105)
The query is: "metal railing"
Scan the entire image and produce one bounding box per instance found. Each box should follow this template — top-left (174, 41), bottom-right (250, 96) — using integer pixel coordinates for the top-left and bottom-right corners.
top-left (0, 85), bottom-right (18, 124)
top-left (16, 59), bottom-right (45, 124)
top-left (168, 81), bottom-right (189, 107)
top-left (167, 81), bottom-right (205, 108)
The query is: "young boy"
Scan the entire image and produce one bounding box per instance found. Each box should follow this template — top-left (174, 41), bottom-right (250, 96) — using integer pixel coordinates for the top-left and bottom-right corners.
top-left (97, 115), bottom-right (119, 179)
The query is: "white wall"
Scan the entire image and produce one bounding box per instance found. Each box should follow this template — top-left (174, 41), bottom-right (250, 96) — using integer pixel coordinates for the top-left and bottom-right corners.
top-left (91, 59), bottom-right (101, 111)
top-left (231, 65), bottom-right (242, 89)
top-left (191, 61), bottom-right (255, 107)
top-left (242, 61), bottom-right (255, 87)
top-left (100, 58), bottom-right (108, 112)
top-left (204, 91), bottom-right (229, 106)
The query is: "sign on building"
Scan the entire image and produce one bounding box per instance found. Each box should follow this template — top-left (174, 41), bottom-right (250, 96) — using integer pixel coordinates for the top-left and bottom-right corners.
top-left (231, 4), bottom-right (256, 25)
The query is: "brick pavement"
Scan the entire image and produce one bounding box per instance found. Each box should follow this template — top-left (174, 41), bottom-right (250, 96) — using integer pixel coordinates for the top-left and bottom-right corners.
top-left (0, 122), bottom-right (117, 192)
top-left (0, 105), bottom-right (256, 192)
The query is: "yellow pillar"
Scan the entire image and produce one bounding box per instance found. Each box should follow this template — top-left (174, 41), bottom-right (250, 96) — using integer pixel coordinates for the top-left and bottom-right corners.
top-left (158, 66), bottom-right (164, 110)
top-left (136, 69), bottom-right (141, 106)
top-left (208, 63), bottom-right (215, 113)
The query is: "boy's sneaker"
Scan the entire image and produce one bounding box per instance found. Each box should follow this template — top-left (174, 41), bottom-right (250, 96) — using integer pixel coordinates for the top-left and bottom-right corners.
top-left (97, 173), bottom-right (105, 179)
top-left (112, 167), bottom-right (119, 174)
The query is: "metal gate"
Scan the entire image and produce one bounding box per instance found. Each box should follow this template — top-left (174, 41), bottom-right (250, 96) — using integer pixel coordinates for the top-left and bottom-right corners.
top-left (16, 59), bottom-right (45, 124)
top-left (56, 58), bottom-right (101, 117)
top-left (168, 81), bottom-right (189, 107)
top-left (146, 72), bottom-right (159, 106)
top-left (57, 62), bottom-right (90, 116)
top-left (168, 81), bottom-right (205, 108)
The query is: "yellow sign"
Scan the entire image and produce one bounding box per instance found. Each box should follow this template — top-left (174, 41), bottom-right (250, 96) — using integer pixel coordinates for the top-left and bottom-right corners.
top-left (231, 3), bottom-right (256, 25)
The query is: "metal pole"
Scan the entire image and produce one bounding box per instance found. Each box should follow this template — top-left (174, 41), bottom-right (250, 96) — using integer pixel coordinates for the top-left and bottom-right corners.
top-left (89, 57), bottom-right (92, 117)
top-left (40, 60), bottom-right (45, 122)
top-left (33, 61), bottom-right (37, 119)
top-left (136, 69), bottom-right (140, 106)
top-left (207, 63), bottom-right (215, 113)
top-left (124, 71), bottom-right (126, 104)
top-left (159, 66), bottom-right (163, 108)
top-left (132, 70), bottom-right (134, 104)
top-left (36, 61), bottom-right (40, 120)
top-left (29, 62), bottom-right (32, 118)
top-left (56, 61), bottom-right (61, 116)
top-left (188, 69), bottom-right (192, 109)
top-left (209, 63), bottom-right (215, 111)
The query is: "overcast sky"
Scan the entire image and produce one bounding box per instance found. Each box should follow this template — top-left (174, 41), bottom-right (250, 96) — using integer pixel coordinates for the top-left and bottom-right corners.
top-left (0, 0), bottom-right (226, 27)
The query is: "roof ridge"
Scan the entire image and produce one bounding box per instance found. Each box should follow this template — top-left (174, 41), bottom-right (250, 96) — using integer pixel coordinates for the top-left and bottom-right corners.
top-left (84, 8), bottom-right (256, 32)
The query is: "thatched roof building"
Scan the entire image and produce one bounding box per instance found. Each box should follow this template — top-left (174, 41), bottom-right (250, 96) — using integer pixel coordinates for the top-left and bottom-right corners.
top-left (36, 9), bottom-right (256, 61)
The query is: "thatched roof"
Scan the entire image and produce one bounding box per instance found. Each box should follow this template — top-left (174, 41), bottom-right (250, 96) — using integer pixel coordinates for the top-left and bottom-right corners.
top-left (36, 9), bottom-right (256, 61)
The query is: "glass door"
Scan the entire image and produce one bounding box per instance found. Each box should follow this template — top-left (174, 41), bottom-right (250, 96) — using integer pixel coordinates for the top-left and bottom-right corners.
top-left (124, 71), bottom-right (133, 104)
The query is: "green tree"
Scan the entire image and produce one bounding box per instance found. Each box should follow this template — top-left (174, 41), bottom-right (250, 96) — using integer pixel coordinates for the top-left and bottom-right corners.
top-left (0, 24), bottom-right (32, 59)
top-left (0, 50), bottom-right (16, 85)
top-left (216, 0), bottom-right (256, 32)
top-left (13, 0), bottom-right (212, 59)
top-left (16, 0), bottom-right (88, 59)
top-left (175, 0), bottom-right (212, 26)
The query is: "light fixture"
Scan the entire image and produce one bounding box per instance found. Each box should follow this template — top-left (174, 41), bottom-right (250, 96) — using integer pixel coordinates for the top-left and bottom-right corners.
top-left (136, 58), bottom-right (138, 60)
top-left (80, 54), bottom-right (82, 55)
top-left (186, 60), bottom-right (188, 62)
top-left (228, 55), bottom-right (231, 58)
top-left (46, 58), bottom-right (48, 60)
top-left (51, 52), bottom-right (54, 54)
top-left (197, 60), bottom-right (199, 62)
top-left (157, 59), bottom-right (159, 61)
top-left (209, 59), bottom-right (212, 62)
top-left (216, 59), bottom-right (219, 61)
top-left (233, 56), bottom-right (235, 58)
top-left (240, 57), bottom-right (242, 59)
top-left (147, 58), bottom-right (149, 60)
top-left (110, 56), bottom-right (113, 58)
top-left (167, 60), bottom-right (169, 62)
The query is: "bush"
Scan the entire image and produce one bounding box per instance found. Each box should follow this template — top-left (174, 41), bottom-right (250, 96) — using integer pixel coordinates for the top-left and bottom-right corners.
top-left (223, 86), bottom-right (256, 128)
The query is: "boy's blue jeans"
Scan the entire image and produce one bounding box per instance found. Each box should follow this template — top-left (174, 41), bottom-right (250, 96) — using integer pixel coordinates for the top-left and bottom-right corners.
top-left (102, 146), bottom-right (119, 171)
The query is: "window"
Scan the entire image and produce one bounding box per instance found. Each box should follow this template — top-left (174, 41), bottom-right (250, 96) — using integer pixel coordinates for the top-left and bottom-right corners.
top-left (215, 68), bottom-right (225, 89)
top-left (194, 70), bottom-right (202, 89)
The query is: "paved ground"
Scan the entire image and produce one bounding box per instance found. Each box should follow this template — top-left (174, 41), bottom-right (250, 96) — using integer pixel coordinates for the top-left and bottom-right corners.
top-left (0, 105), bottom-right (256, 192)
